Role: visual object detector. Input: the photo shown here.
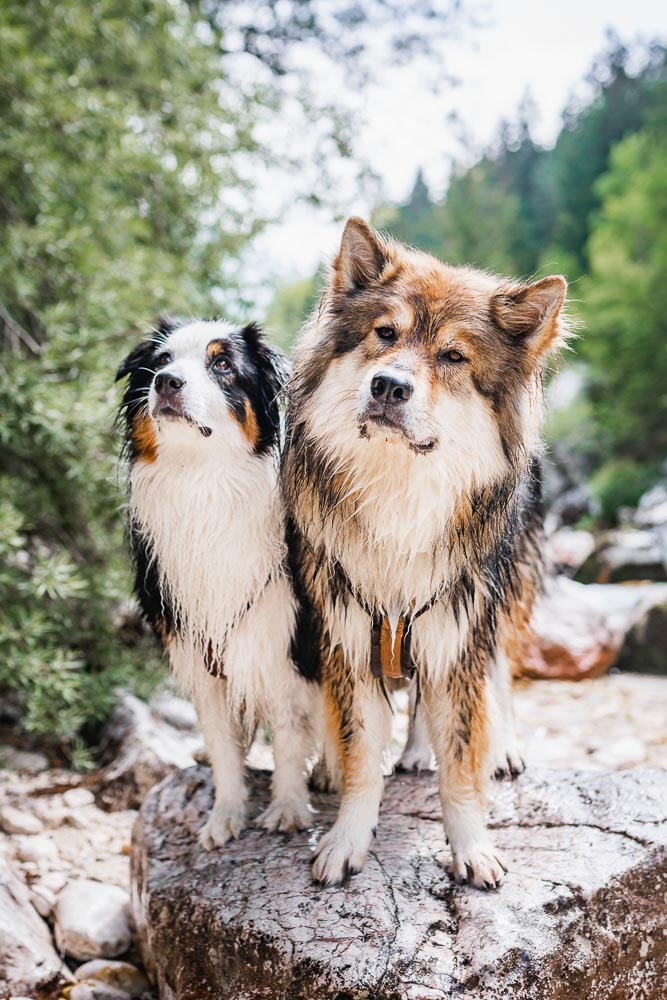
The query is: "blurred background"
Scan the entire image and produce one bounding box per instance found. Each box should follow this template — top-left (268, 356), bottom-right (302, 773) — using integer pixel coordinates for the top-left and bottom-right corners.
top-left (1, 0), bottom-right (666, 769)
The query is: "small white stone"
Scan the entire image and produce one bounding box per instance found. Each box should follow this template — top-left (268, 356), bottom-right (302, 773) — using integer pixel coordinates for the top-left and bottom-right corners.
top-left (69, 985), bottom-right (129, 1000)
top-left (0, 805), bottom-right (44, 835)
top-left (54, 879), bottom-right (131, 960)
top-left (63, 787), bottom-right (96, 808)
top-left (14, 834), bottom-right (59, 863)
top-left (75, 959), bottom-right (149, 996)
top-left (30, 882), bottom-right (56, 917)
top-left (40, 870), bottom-right (68, 893)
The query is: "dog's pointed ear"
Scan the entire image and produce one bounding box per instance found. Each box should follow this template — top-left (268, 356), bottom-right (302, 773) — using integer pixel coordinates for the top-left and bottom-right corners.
top-left (333, 217), bottom-right (389, 294)
top-left (115, 339), bottom-right (154, 383)
top-left (491, 275), bottom-right (567, 357)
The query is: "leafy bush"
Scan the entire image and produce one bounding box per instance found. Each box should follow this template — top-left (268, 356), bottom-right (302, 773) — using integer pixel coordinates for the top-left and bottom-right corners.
top-left (588, 459), bottom-right (660, 525)
top-left (0, 0), bottom-right (256, 760)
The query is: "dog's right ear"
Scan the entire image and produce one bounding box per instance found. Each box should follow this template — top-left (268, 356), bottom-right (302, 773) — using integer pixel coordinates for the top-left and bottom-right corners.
top-left (333, 217), bottom-right (388, 294)
top-left (115, 340), bottom-right (155, 383)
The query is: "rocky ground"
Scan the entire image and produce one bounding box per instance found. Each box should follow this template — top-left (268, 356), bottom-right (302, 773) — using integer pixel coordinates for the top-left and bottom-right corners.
top-left (1, 673), bottom-right (666, 999)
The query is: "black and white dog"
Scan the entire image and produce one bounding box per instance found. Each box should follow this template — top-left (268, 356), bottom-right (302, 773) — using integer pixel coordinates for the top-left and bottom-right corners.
top-left (116, 316), bottom-right (313, 848)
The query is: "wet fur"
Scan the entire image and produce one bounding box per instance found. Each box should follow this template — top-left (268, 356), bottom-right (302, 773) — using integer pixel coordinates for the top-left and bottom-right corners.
top-left (116, 317), bottom-right (314, 846)
top-left (283, 219), bottom-right (568, 888)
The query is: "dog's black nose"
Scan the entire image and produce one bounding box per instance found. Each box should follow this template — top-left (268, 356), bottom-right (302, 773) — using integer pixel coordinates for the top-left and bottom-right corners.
top-left (370, 373), bottom-right (413, 404)
top-left (154, 372), bottom-right (185, 397)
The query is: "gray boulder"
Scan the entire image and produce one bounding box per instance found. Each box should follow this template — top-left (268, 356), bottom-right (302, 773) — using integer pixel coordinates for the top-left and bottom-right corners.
top-left (576, 528), bottom-right (666, 584)
top-left (98, 692), bottom-right (204, 810)
top-left (616, 598), bottom-right (667, 675)
top-left (0, 846), bottom-right (62, 999)
top-left (131, 765), bottom-right (667, 1000)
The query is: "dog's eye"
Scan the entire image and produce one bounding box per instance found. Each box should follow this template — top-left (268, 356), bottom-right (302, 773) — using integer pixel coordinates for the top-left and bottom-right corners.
top-left (375, 326), bottom-right (397, 342)
top-left (156, 351), bottom-right (171, 367)
top-left (212, 355), bottom-right (232, 373)
top-left (439, 349), bottom-right (466, 364)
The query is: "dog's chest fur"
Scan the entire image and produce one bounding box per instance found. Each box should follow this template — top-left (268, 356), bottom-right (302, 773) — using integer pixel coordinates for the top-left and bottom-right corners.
top-left (129, 437), bottom-right (284, 659)
top-left (301, 443), bottom-right (501, 679)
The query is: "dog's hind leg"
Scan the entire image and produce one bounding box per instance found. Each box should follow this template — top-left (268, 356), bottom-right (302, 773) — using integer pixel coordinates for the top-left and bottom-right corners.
top-left (192, 671), bottom-right (249, 850)
top-left (312, 656), bottom-right (391, 885)
top-left (396, 681), bottom-right (434, 772)
top-left (309, 686), bottom-right (342, 793)
top-left (256, 668), bottom-right (314, 833)
top-left (423, 669), bottom-right (506, 890)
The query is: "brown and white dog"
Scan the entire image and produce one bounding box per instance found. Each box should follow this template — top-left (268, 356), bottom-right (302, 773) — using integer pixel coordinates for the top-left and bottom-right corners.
top-left (283, 219), bottom-right (568, 888)
top-left (117, 317), bottom-right (314, 848)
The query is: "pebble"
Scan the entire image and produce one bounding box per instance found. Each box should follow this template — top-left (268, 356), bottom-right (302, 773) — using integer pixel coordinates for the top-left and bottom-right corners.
top-left (55, 879), bottom-right (131, 960)
top-left (75, 959), bottom-right (149, 997)
top-left (595, 735), bottom-right (646, 769)
top-left (30, 882), bottom-right (56, 917)
top-left (40, 869), bottom-right (68, 893)
top-left (68, 985), bottom-right (130, 1000)
top-left (14, 833), bottom-right (59, 863)
top-left (63, 787), bottom-right (96, 808)
top-left (0, 745), bottom-right (49, 772)
top-left (0, 805), bottom-right (44, 835)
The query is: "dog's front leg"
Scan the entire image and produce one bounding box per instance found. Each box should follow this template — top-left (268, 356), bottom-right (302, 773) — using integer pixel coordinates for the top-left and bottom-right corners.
top-left (256, 667), bottom-right (313, 833)
top-left (312, 656), bottom-right (390, 886)
top-left (488, 646), bottom-right (525, 780)
top-left (193, 672), bottom-right (248, 850)
top-left (423, 670), bottom-right (507, 889)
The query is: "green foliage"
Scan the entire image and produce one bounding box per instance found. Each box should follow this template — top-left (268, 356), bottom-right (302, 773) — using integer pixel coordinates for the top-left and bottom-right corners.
top-left (265, 273), bottom-right (322, 352)
top-left (0, 0), bottom-right (259, 756)
top-left (580, 118), bottom-right (667, 468)
top-left (588, 460), bottom-right (661, 525)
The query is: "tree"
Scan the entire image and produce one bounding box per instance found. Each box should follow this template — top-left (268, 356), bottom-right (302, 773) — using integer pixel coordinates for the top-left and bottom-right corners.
top-left (540, 37), bottom-right (666, 273)
top-left (581, 111), bottom-right (667, 475)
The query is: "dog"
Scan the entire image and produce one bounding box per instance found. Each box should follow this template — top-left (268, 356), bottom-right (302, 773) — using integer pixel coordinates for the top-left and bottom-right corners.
top-left (116, 316), bottom-right (313, 848)
top-left (283, 218), bottom-right (568, 888)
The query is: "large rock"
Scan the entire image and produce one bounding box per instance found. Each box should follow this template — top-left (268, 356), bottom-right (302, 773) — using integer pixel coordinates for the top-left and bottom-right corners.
top-left (577, 528), bottom-right (666, 585)
top-left (98, 692), bottom-right (204, 810)
top-left (0, 846), bottom-right (62, 999)
top-left (524, 576), bottom-right (667, 679)
top-left (131, 765), bottom-right (667, 1000)
top-left (616, 598), bottom-right (667, 675)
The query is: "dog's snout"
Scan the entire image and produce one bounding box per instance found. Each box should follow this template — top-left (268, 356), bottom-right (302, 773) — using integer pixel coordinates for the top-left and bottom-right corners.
top-left (155, 372), bottom-right (185, 397)
top-left (370, 373), bottom-right (413, 404)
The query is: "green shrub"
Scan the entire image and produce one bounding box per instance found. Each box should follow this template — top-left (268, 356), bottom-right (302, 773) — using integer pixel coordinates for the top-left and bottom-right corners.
top-left (588, 459), bottom-right (660, 525)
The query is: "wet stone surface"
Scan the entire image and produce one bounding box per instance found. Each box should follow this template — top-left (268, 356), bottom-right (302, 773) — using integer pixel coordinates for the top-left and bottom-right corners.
top-left (131, 764), bottom-right (667, 1000)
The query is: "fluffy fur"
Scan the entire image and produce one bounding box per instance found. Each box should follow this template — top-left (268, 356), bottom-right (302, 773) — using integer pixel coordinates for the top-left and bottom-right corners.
top-left (116, 317), bottom-right (314, 847)
top-left (283, 218), bottom-right (568, 888)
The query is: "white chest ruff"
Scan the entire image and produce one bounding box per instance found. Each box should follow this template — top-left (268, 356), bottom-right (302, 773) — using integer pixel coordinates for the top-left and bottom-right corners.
top-left (128, 444), bottom-right (292, 710)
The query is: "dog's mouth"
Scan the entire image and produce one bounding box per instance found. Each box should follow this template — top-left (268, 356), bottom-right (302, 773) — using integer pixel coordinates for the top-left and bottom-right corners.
top-left (152, 400), bottom-right (212, 438)
top-left (359, 413), bottom-right (437, 455)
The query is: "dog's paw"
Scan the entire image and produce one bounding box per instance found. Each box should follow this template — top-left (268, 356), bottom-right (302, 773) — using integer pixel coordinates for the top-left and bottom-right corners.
top-left (396, 743), bottom-right (434, 773)
top-left (492, 747), bottom-right (526, 781)
top-left (450, 842), bottom-right (507, 890)
top-left (256, 796), bottom-right (313, 834)
top-left (198, 804), bottom-right (246, 850)
top-left (309, 756), bottom-right (342, 794)
top-left (311, 823), bottom-right (373, 886)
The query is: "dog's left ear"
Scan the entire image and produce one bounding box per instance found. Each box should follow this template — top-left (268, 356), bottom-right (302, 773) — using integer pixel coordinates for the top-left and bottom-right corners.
top-left (492, 275), bottom-right (567, 358)
top-left (241, 322), bottom-right (290, 400)
top-left (115, 340), bottom-right (155, 383)
top-left (333, 217), bottom-right (389, 294)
